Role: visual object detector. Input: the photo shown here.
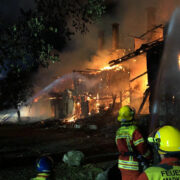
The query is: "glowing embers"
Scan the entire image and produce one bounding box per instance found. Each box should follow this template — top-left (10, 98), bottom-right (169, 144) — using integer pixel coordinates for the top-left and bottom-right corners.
top-left (100, 64), bottom-right (124, 71)
top-left (63, 115), bottom-right (76, 123)
top-left (33, 97), bottom-right (39, 103)
top-left (178, 54), bottom-right (180, 70)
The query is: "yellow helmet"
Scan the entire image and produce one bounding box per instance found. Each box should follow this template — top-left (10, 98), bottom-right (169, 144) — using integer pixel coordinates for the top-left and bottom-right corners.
top-left (117, 105), bottom-right (135, 122)
top-left (148, 126), bottom-right (180, 154)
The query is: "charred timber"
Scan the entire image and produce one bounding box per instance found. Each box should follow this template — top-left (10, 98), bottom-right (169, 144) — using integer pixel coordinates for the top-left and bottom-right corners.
top-left (109, 38), bottom-right (163, 66)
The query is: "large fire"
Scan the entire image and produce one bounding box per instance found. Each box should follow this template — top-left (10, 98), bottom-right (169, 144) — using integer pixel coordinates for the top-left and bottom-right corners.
top-left (22, 51), bottom-right (149, 123)
top-left (129, 55), bottom-right (149, 113)
top-left (63, 115), bottom-right (76, 123)
top-left (100, 64), bottom-right (123, 71)
top-left (19, 24), bottom-right (164, 123)
top-left (52, 27), bottom-right (163, 123)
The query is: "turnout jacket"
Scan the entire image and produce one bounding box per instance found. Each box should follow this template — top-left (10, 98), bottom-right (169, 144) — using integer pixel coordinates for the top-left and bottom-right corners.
top-left (116, 122), bottom-right (151, 171)
top-left (137, 157), bottom-right (180, 180)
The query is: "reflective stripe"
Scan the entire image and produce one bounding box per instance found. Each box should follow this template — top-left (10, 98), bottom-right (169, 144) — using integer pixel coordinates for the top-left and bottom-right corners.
top-left (129, 155), bottom-right (133, 162)
top-left (31, 177), bottom-right (47, 180)
top-left (133, 138), bottom-right (144, 146)
top-left (115, 134), bottom-right (132, 144)
top-left (157, 131), bottom-right (160, 138)
top-left (118, 159), bottom-right (138, 165)
top-left (118, 164), bottom-right (139, 171)
top-left (126, 137), bottom-right (133, 152)
top-left (116, 135), bottom-right (131, 138)
top-left (116, 125), bottom-right (137, 137)
top-left (115, 126), bottom-right (137, 144)
top-left (31, 173), bottom-right (49, 180)
top-left (115, 133), bottom-right (133, 151)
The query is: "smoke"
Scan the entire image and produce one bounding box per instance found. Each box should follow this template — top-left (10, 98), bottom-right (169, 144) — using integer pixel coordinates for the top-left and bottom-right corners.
top-left (157, 0), bottom-right (180, 23)
top-left (0, 71), bottom-right (101, 122)
top-left (35, 0), bottom-right (180, 87)
top-left (114, 0), bottom-right (180, 34)
top-left (1, 0), bottom-right (180, 83)
top-left (151, 8), bottom-right (180, 130)
top-left (2, 0), bottom-right (180, 121)
top-left (30, 72), bottom-right (100, 104)
top-left (31, 0), bottom-right (180, 114)
top-left (128, 55), bottom-right (149, 113)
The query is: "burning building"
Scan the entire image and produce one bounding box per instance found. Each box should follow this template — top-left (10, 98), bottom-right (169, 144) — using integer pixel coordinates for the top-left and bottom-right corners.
top-left (47, 65), bottom-right (131, 121)
top-left (50, 89), bottom-right (74, 119)
top-left (49, 20), bottom-right (157, 120)
top-left (108, 7), bottom-right (164, 115)
top-left (72, 66), bottom-right (130, 116)
top-left (109, 13), bottom-right (180, 132)
top-left (21, 6), bottom-right (169, 122)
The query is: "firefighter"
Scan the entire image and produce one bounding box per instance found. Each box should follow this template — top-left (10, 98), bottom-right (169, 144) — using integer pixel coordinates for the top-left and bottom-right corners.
top-left (138, 125), bottom-right (180, 180)
top-left (116, 105), bottom-right (151, 180)
top-left (31, 156), bottom-right (54, 180)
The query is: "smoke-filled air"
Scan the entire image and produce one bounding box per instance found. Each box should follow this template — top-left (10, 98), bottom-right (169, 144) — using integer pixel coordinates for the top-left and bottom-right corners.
top-left (2, 0), bottom-right (180, 123)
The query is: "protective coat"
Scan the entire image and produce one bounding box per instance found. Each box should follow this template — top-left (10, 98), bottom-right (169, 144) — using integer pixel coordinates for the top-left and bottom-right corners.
top-left (116, 123), bottom-right (151, 180)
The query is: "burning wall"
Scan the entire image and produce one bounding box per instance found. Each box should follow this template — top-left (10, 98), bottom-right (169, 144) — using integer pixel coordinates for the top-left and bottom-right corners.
top-left (129, 54), bottom-right (149, 114)
top-left (72, 67), bottom-right (130, 117)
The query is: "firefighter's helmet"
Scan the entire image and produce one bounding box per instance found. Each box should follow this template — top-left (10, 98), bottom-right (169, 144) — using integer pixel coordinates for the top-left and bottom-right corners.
top-left (36, 156), bottom-right (54, 173)
top-left (148, 125), bottom-right (180, 154)
top-left (117, 105), bottom-right (135, 122)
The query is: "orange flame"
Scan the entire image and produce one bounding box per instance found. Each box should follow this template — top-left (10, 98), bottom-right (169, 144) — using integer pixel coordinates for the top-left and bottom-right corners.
top-left (100, 65), bottom-right (123, 71)
top-left (178, 54), bottom-right (180, 70)
top-left (33, 98), bottom-right (39, 103)
top-left (63, 115), bottom-right (76, 123)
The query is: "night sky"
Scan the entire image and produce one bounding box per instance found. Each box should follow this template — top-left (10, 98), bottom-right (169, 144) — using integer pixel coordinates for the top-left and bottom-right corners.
top-left (0, 0), bottom-right (34, 21)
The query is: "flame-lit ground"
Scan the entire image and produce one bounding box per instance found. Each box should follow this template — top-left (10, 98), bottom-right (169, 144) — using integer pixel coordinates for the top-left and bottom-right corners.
top-left (0, 110), bottom-right (150, 161)
top-left (0, 110), bottom-right (150, 180)
top-left (0, 112), bottom-right (120, 172)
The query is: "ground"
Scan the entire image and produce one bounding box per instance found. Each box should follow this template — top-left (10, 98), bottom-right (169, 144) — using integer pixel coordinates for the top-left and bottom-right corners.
top-left (0, 113), bottom-right (150, 179)
top-left (0, 113), bottom-right (119, 179)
